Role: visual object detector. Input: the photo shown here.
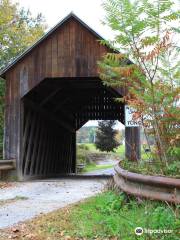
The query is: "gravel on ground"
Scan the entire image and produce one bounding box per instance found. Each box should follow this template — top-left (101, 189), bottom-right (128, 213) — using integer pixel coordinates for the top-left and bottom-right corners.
top-left (0, 178), bottom-right (107, 229)
top-left (83, 168), bottom-right (115, 176)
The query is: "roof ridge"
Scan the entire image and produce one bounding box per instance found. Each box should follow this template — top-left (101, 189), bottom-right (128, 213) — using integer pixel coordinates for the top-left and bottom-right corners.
top-left (0, 12), bottom-right (105, 77)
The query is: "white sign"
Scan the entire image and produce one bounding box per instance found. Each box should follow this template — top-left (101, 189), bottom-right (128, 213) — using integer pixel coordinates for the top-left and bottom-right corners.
top-left (125, 105), bottom-right (142, 127)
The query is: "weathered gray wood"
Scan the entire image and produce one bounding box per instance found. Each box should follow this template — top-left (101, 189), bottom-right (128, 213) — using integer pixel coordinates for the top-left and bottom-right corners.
top-left (24, 112), bottom-right (37, 175)
top-left (125, 127), bottom-right (141, 161)
top-left (35, 119), bottom-right (45, 175)
top-left (21, 110), bottom-right (32, 174)
top-left (29, 115), bottom-right (41, 175)
top-left (40, 128), bottom-right (49, 175)
top-left (71, 133), bottom-right (76, 173)
top-left (39, 87), bottom-right (62, 107)
top-left (24, 99), bottom-right (75, 133)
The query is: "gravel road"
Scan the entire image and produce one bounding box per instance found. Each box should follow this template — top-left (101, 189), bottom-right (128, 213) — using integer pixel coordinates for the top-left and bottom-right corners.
top-left (83, 167), bottom-right (115, 176)
top-left (0, 178), bottom-right (107, 229)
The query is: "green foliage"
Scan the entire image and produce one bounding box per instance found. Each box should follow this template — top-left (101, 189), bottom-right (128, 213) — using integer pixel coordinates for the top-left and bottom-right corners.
top-left (83, 163), bottom-right (114, 173)
top-left (114, 144), bottom-right (125, 156)
top-left (77, 126), bottom-right (97, 143)
top-left (95, 120), bottom-right (120, 152)
top-left (83, 143), bottom-right (100, 152)
top-left (121, 158), bottom-right (180, 177)
top-left (0, 0), bottom-right (46, 158)
top-left (68, 192), bottom-right (179, 239)
top-left (77, 143), bottom-right (90, 151)
top-left (100, 0), bottom-right (180, 170)
top-left (76, 143), bottom-right (116, 173)
top-left (76, 146), bottom-right (88, 165)
top-left (49, 191), bottom-right (179, 239)
top-left (11, 191), bottom-right (179, 239)
top-left (0, 0), bottom-right (46, 70)
top-left (166, 160), bottom-right (180, 177)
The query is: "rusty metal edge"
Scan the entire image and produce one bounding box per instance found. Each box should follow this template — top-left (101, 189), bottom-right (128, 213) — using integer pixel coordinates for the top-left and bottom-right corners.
top-left (114, 164), bottom-right (180, 189)
top-left (114, 174), bottom-right (180, 204)
top-left (114, 164), bottom-right (180, 204)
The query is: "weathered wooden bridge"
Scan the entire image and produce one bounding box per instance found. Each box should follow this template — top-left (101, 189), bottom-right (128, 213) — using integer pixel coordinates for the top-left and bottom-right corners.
top-left (0, 13), bottom-right (140, 180)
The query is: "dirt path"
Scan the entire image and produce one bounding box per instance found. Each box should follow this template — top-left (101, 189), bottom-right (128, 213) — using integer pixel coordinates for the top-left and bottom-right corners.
top-left (0, 178), bottom-right (107, 229)
top-left (83, 167), bottom-right (115, 175)
top-left (82, 157), bottom-right (118, 176)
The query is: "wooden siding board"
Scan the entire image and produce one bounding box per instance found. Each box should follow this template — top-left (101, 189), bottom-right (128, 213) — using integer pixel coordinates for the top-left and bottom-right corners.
top-left (3, 17), bottom-right (133, 179)
top-left (52, 33), bottom-right (58, 77)
top-left (5, 17), bottom-right (112, 93)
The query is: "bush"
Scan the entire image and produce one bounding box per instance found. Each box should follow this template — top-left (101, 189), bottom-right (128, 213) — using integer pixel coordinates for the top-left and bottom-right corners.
top-left (76, 144), bottom-right (90, 165)
top-left (77, 149), bottom-right (87, 165)
top-left (77, 144), bottom-right (90, 151)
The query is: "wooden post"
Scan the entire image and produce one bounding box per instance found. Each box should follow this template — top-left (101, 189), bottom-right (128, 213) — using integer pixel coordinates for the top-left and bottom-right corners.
top-left (125, 127), bottom-right (141, 161)
top-left (71, 132), bottom-right (77, 173)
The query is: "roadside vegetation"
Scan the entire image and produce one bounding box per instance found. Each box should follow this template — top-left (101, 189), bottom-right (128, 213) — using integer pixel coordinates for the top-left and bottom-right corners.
top-left (95, 120), bottom-right (120, 152)
top-left (120, 143), bottom-right (180, 178)
top-left (1, 190), bottom-right (179, 240)
top-left (100, 0), bottom-right (180, 175)
top-left (121, 159), bottom-right (180, 178)
top-left (77, 143), bottom-right (180, 177)
top-left (76, 143), bottom-right (122, 173)
top-left (83, 163), bottom-right (114, 173)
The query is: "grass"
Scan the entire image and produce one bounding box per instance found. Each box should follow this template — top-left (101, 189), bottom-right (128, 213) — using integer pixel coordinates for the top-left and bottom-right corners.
top-left (82, 163), bottom-right (114, 173)
top-left (77, 144), bottom-right (180, 177)
top-left (1, 191), bottom-right (179, 240)
top-left (83, 143), bottom-right (100, 152)
top-left (114, 145), bottom-right (125, 157)
top-left (121, 159), bottom-right (180, 178)
top-left (77, 143), bottom-right (125, 156)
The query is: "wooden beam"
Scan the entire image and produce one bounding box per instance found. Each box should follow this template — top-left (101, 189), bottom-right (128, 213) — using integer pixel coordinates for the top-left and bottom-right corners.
top-left (39, 87), bottom-right (63, 107)
top-left (54, 102), bottom-right (74, 120)
top-left (24, 99), bottom-right (75, 133)
top-left (76, 119), bottom-right (88, 130)
top-left (125, 127), bottom-right (141, 161)
top-left (106, 87), bottom-right (121, 97)
top-left (53, 98), bottom-right (70, 113)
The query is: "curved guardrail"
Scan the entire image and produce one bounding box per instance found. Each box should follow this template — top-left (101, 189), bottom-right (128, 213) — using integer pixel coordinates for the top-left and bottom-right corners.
top-left (114, 164), bottom-right (180, 204)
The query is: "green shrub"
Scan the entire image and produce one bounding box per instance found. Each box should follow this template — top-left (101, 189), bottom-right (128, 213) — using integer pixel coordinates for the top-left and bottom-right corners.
top-left (77, 144), bottom-right (90, 151)
top-left (77, 149), bottom-right (87, 165)
top-left (77, 144), bottom-right (91, 166)
top-left (166, 161), bottom-right (180, 176)
top-left (68, 191), bottom-right (179, 239)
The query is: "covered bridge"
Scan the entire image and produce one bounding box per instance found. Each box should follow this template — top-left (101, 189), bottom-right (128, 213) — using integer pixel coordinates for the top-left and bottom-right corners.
top-left (0, 13), bottom-right (140, 180)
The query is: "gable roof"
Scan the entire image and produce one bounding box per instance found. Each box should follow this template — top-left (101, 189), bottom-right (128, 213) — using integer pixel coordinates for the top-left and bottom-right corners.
top-left (0, 12), bottom-right (106, 77)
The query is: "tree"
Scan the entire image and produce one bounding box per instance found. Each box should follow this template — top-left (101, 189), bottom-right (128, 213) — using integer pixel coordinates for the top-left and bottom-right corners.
top-left (99, 0), bottom-right (180, 171)
top-left (95, 120), bottom-right (119, 152)
top-left (88, 127), bottom-right (96, 143)
top-left (114, 129), bottom-right (124, 145)
top-left (0, 0), bottom-right (46, 158)
top-left (0, 0), bottom-right (46, 70)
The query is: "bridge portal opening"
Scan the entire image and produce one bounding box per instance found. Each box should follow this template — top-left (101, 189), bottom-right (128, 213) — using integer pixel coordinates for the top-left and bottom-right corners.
top-left (76, 120), bottom-right (125, 176)
top-left (20, 77), bottom-right (124, 179)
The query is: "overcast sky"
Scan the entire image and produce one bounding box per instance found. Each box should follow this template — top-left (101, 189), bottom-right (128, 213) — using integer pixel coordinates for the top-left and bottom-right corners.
top-left (12, 0), bottom-right (124, 130)
top-left (12, 0), bottom-right (115, 39)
